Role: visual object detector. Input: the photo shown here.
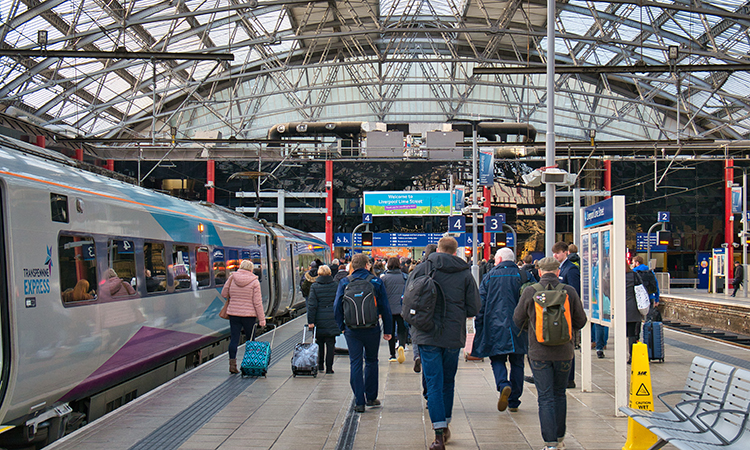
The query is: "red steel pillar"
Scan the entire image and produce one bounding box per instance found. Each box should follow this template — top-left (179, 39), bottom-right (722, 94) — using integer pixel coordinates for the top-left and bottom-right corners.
top-left (726, 159), bottom-right (734, 264)
top-left (35, 136), bottom-right (45, 148)
top-left (483, 186), bottom-right (491, 261)
top-left (604, 159), bottom-right (612, 199)
top-left (106, 159), bottom-right (114, 171)
top-left (75, 148), bottom-right (83, 161)
top-left (207, 159), bottom-right (215, 203)
top-left (326, 160), bottom-right (334, 253)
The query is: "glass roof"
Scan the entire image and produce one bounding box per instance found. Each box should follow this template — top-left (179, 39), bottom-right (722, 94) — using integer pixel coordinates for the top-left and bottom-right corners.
top-left (1, 0), bottom-right (749, 144)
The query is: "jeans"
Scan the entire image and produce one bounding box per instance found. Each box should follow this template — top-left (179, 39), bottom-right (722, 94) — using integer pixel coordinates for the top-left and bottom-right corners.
top-left (420, 345), bottom-right (460, 429)
top-left (344, 327), bottom-right (381, 406)
top-left (316, 335), bottom-right (336, 371)
top-left (593, 324), bottom-right (609, 351)
top-left (530, 359), bottom-right (572, 446)
top-left (228, 315), bottom-right (257, 359)
top-left (489, 353), bottom-right (525, 408)
top-left (388, 314), bottom-right (407, 357)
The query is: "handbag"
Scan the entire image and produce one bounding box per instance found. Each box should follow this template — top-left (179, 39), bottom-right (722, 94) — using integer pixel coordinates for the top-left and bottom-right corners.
top-left (219, 300), bottom-right (230, 319)
top-left (634, 284), bottom-right (650, 318)
top-left (219, 277), bottom-right (233, 319)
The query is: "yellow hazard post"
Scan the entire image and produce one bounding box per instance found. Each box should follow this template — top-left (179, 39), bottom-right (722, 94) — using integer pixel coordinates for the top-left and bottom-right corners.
top-left (622, 342), bottom-right (659, 450)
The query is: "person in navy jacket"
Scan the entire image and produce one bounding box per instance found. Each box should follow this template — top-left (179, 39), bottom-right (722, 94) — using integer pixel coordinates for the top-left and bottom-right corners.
top-left (334, 253), bottom-right (393, 413)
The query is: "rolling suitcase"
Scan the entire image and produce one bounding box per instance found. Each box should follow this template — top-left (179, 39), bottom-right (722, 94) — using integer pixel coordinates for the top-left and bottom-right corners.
top-left (642, 321), bottom-right (665, 362)
top-left (241, 324), bottom-right (276, 377)
top-left (292, 325), bottom-right (319, 377)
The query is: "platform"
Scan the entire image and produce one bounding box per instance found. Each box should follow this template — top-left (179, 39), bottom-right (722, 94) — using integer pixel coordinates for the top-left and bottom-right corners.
top-left (47, 317), bottom-right (750, 450)
top-left (659, 288), bottom-right (750, 337)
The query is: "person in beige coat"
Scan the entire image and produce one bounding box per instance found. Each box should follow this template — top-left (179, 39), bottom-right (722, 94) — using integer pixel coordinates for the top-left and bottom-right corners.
top-left (222, 260), bottom-right (266, 374)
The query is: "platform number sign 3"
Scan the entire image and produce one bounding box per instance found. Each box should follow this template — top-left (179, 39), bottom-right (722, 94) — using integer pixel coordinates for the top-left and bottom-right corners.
top-left (484, 214), bottom-right (505, 232)
top-left (658, 211), bottom-right (670, 222)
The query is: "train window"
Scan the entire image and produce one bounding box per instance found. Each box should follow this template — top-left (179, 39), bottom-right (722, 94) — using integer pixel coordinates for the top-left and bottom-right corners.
top-left (213, 248), bottom-right (226, 286)
top-left (50, 193), bottom-right (69, 223)
top-left (58, 234), bottom-right (97, 304)
top-left (144, 241), bottom-right (167, 293)
top-left (172, 244), bottom-right (192, 290)
top-left (196, 246), bottom-right (210, 288)
top-left (226, 249), bottom-right (239, 274)
top-left (108, 239), bottom-right (137, 290)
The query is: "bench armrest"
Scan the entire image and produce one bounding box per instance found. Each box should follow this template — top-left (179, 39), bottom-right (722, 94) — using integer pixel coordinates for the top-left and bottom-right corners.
top-left (694, 409), bottom-right (748, 445)
top-left (657, 390), bottom-right (700, 409)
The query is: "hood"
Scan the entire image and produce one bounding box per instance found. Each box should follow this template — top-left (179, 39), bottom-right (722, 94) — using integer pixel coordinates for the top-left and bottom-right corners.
top-left (305, 271), bottom-right (318, 283)
top-left (428, 252), bottom-right (471, 273)
top-left (569, 254), bottom-right (580, 263)
top-left (231, 269), bottom-right (258, 287)
top-left (315, 274), bottom-right (334, 284)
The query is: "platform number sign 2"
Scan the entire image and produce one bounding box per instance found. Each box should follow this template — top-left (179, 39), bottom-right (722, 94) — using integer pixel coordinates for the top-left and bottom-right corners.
top-left (657, 211), bottom-right (670, 223)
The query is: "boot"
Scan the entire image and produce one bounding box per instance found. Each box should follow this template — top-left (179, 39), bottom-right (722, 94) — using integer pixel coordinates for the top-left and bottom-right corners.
top-left (229, 359), bottom-right (239, 374)
top-left (443, 426), bottom-right (451, 443)
top-left (429, 430), bottom-right (445, 450)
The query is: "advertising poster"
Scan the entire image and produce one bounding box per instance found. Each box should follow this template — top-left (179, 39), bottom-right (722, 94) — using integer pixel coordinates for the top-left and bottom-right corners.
top-left (601, 230), bottom-right (612, 324)
top-left (364, 191), bottom-right (452, 216)
top-left (479, 148), bottom-right (494, 186)
top-left (581, 234), bottom-right (590, 311)
top-left (591, 232), bottom-right (600, 321)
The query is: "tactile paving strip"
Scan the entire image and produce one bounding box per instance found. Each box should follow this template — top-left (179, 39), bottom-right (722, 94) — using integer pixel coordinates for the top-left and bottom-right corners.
top-left (128, 330), bottom-right (302, 450)
top-left (665, 337), bottom-right (750, 370)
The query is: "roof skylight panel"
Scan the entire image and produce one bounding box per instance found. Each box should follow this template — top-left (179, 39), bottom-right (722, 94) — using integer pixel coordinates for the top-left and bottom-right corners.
top-left (559, 10), bottom-right (594, 36)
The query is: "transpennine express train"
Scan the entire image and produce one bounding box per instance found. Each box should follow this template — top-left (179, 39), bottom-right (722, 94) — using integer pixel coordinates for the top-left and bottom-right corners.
top-left (0, 134), bottom-right (329, 448)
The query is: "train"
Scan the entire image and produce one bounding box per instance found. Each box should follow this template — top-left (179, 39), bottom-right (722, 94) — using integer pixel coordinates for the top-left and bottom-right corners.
top-left (0, 134), bottom-right (329, 448)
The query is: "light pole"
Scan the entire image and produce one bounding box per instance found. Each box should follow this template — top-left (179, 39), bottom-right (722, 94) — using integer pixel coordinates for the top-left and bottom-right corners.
top-left (645, 221), bottom-right (667, 265)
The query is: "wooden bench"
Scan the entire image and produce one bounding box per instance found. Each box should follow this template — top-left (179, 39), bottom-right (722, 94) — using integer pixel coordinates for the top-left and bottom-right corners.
top-left (620, 356), bottom-right (750, 449)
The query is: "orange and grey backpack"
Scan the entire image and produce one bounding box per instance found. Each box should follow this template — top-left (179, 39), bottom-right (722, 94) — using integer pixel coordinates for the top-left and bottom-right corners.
top-left (531, 282), bottom-right (573, 346)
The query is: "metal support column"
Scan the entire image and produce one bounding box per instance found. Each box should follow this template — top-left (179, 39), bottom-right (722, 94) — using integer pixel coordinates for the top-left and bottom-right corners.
top-left (483, 186), bottom-right (491, 261)
top-left (206, 159), bottom-right (215, 203)
top-left (545, 0), bottom-right (556, 255)
top-left (277, 190), bottom-right (285, 225)
top-left (726, 160), bottom-right (734, 269)
top-left (326, 160), bottom-right (334, 253)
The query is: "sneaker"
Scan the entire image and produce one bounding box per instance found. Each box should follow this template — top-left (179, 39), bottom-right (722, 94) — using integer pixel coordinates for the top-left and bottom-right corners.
top-left (366, 399), bottom-right (381, 407)
top-left (354, 404), bottom-right (365, 413)
top-left (397, 346), bottom-right (406, 364)
top-left (509, 407), bottom-right (519, 412)
top-left (389, 356), bottom-right (397, 362)
top-left (567, 380), bottom-right (576, 389)
top-left (557, 440), bottom-right (566, 449)
top-left (524, 375), bottom-right (535, 384)
top-left (413, 357), bottom-right (422, 373)
top-left (597, 350), bottom-right (605, 359)
top-left (497, 386), bottom-right (511, 411)
top-left (541, 447), bottom-right (558, 450)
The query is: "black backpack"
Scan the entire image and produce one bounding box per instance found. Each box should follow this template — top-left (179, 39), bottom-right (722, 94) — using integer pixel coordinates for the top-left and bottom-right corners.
top-left (342, 275), bottom-right (379, 328)
top-left (402, 260), bottom-right (444, 333)
top-left (639, 269), bottom-right (658, 295)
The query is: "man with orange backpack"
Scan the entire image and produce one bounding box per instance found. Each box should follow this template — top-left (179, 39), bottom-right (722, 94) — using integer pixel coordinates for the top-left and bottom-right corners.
top-left (513, 257), bottom-right (586, 450)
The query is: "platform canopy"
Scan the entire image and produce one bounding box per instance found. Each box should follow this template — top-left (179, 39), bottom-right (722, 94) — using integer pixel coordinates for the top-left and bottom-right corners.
top-left (1, 0), bottom-right (749, 146)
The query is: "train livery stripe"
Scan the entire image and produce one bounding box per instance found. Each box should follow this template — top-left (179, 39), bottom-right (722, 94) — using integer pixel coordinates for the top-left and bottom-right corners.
top-left (0, 170), bottom-right (269, 235)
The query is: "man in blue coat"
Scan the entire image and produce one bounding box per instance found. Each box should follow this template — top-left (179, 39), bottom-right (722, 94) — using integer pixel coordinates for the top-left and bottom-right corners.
top-left (334, 253), bottom-right (393, 413)
top-left (472, 248), bottom-right (529, 412)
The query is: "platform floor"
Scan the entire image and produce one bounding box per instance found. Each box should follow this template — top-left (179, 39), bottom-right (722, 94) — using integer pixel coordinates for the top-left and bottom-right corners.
top-left (48, 317), bottom-right (750, 450)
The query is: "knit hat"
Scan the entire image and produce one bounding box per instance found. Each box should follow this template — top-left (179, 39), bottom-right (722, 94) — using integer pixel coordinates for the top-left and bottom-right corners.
top-left (537, 256), bottom-right (560, 272)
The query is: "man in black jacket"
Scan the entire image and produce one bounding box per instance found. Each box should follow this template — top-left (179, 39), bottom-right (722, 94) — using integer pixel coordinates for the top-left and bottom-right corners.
top-left (409, 237), bottom-right (481, 450)
top-left (514, 257), bottom-right (587, 450)
top-left (732, 260), bottom-right (744, 297)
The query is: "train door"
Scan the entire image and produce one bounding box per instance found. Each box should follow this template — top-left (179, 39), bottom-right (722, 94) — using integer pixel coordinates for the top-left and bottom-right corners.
top-left (274, 236), bottom-right (295, 313)
top-left (0, 187), bottom-right (9, 407)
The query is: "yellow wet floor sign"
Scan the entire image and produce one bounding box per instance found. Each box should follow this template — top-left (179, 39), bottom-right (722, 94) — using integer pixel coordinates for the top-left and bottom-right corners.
top-left (622, 342), bottom-right (659, 450)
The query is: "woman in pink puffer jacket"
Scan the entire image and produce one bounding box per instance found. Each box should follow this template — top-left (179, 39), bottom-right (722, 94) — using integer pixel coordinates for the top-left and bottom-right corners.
top-left (221, 260), bottom-right (266, 374)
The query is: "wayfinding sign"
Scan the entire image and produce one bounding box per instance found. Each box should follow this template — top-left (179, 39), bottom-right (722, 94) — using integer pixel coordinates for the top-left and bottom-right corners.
top-left (364, 191), bottom-right (452, 216)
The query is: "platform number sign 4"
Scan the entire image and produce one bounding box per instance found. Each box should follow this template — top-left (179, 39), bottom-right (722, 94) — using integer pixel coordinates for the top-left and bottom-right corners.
top-left (448, 215), bottom-right (465, 233)
top-left (363, 213), bottom-right (373, 224)
top-left (658, 211), bottom-right (670, 222)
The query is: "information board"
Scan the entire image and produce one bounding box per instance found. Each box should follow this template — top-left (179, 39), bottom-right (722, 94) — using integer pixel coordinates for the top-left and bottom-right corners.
top-left (364, 191), bottom-right (452, 216)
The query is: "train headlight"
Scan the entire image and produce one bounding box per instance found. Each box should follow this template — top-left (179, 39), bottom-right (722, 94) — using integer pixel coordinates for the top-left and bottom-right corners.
top-left (198, 223), bottom-right (205, 233)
